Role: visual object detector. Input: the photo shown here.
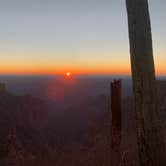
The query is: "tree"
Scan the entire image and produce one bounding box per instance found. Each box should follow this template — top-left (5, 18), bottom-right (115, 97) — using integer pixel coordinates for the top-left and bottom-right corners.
top-left (125, 0), bottom-right (166, 165)
top-left (110, 80), bottom-right (122, 166)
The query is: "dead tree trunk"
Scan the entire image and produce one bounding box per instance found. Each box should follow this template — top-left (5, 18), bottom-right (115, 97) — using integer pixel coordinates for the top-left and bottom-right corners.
top-left (125, 0), bottom-right (166, 165)
top-left (111, 80), bottom-right (122, 149)
top-left (110, 80), bottom-right (122, 166)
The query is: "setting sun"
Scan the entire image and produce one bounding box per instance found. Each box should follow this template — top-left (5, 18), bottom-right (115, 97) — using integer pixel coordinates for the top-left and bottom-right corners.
top-left (66, 72), bottom-right (71, 77)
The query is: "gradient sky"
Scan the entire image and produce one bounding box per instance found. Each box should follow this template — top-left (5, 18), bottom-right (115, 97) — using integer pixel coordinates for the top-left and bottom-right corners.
top-left (0, 0), bottom-right (165, 75)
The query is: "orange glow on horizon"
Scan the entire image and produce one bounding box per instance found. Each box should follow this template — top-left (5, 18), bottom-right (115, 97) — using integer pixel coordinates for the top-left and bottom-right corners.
top-left (0, 49), bottom-right (166, 76)
top-left (0, 65), bottom-right (166, 76)
top-left (0, 69), bottom-right (131, 76)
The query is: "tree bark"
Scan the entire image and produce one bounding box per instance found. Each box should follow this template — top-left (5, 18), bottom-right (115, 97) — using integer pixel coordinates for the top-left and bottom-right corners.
top-left (110, 80), bottom-right (122, 166)
top-left (125, 0), bottom-right (166, 165)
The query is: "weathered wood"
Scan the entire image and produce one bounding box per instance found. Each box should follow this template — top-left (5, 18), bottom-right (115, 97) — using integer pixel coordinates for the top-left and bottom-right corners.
top-left (125, 0), bottom-right (166, 165)
top-left (110, 80), bottom-right (122, 166)
top-left (111, 80), bottom-right (122, 149)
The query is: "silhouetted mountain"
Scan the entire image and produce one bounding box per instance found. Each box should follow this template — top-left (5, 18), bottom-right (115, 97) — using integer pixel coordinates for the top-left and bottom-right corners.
top-left (0, 75), bottom-right (166, 165)
top-left (0, 85), bottom-right (111, 165)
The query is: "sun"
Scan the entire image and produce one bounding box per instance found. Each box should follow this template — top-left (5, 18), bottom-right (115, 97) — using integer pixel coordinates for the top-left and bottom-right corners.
top-left (66, 72), bottom-right (71, 77)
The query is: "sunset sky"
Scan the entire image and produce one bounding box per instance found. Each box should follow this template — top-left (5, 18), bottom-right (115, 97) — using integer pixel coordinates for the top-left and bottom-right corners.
top-left (0, 0), bottom-right (165, 75)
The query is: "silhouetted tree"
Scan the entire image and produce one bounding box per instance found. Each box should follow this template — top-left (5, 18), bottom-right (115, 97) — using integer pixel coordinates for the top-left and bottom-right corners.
top-left (126, 0), bottom-right (166, 165)
top-left (110, 80), bottom-right (122, 165)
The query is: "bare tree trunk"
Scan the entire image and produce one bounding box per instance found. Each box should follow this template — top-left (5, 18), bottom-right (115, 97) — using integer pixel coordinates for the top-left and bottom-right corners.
top-left (125, 0), bottom-right (166, 165)
top-left (110, 80), bottom-right (122, 166)
top-left (111, 80), bottom-right (122, 149)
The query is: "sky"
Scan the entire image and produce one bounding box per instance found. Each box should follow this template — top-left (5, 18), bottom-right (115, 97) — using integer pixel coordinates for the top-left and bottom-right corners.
top-left (0, 0), bottom-right (165, 75)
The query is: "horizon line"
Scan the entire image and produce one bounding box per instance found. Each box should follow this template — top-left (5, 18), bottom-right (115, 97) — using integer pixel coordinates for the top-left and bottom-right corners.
top-left (0, 73), bottom-right (166, 77)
